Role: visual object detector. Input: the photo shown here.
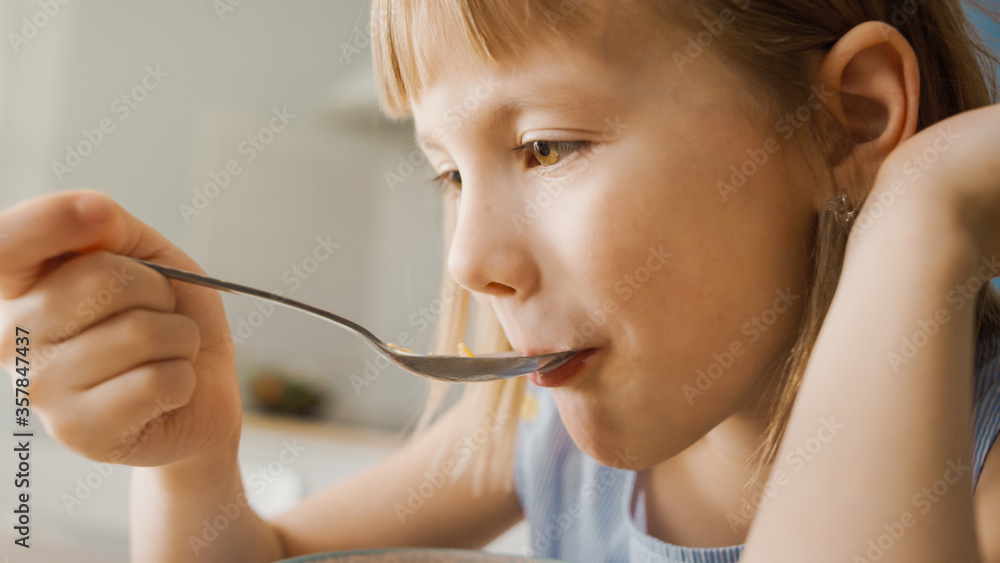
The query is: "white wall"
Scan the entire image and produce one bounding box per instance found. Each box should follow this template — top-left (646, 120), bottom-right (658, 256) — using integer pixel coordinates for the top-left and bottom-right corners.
top-left (0, 1), bottom-right (449, 430)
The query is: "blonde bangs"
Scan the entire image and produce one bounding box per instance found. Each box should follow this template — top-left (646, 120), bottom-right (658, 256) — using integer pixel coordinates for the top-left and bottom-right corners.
top-left (371, 0), bottom-right (595, 117)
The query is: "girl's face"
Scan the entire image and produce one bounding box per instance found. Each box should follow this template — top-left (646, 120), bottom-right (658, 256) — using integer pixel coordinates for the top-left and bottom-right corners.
top-left (411, 5), bottom-right (818, 469)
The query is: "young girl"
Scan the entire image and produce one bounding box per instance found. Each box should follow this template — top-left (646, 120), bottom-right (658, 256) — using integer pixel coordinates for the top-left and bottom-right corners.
top-left (2, 0), bottom-right (1000, 561)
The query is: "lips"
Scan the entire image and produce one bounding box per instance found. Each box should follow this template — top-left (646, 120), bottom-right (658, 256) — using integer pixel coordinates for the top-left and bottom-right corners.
top-left (502, 317), bottom-right (606, 386)
top-left (528, 348), bottom-right (600, 388)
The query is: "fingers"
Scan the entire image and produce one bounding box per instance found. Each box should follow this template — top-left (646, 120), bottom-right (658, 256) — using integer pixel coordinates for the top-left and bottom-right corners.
top-left (35, 309), bottom-right (201, 392)
top-left (44, 358), bottom-right (198, 463)
top-left (25, 308), bottom-right (202, 463)
top-left (0, 190), bottom-right (177, 299)
top-left (18, 251), bottom-right (176, 345)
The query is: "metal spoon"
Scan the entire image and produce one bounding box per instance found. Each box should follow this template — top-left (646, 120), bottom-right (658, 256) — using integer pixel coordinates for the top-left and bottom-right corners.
top-left (132, 259), bottom-right (578, 382)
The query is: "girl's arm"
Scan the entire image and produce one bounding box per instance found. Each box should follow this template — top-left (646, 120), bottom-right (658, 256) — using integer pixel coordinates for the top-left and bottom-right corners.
top-left (742, 107), bottom-right (1000, 562)
top-left (130, 443), bottom-right (286, 562)
top-left (266, 403), bottom-right (524, 554)
top-left (130, 403), bottom-right (524, 561)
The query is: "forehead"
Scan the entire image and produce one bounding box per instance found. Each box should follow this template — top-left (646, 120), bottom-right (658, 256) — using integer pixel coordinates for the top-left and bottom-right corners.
top-left (411, 48), bottom-right (628, 150)
top-left (406, 3), bottom-right (680, 144)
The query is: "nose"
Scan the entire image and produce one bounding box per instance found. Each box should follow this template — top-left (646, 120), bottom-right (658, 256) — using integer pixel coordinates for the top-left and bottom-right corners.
top-left (446, 177), bottom-right (540, 299)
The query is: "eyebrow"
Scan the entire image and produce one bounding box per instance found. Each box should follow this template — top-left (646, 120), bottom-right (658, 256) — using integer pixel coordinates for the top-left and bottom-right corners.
top-left (413, 89), bottom-right (618, 153)
top-left (414, 100), bottom-right (522, 153)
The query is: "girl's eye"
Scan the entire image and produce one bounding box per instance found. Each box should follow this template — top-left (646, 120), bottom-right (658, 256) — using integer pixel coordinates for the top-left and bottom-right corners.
top-left (432, 170), bottom-right (462, 191)
top-left (428, 140), bottom-right (587, 192)
top-left (526, 140), bottom-right (587, 167)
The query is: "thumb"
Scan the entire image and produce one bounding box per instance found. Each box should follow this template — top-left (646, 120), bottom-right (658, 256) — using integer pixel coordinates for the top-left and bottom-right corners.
top-left (0, 190), bottom-right (196, 299)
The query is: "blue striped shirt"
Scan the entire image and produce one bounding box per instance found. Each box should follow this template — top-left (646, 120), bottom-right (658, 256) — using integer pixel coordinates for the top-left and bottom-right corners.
top-left (514, 319), bottom-right (1000, 562)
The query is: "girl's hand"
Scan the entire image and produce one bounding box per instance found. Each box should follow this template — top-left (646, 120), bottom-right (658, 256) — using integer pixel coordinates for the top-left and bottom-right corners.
top-left (0, 190), bottom-right (242, 468)
top-left (858, 103), bottom-right (1000, 261)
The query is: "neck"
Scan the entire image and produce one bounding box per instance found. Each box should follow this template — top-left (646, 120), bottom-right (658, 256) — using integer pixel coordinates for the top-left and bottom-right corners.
top-left (639, 404), bottom-right (775, 547)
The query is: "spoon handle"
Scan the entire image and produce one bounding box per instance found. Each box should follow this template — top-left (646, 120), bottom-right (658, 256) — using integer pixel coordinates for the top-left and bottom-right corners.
top-left (130, 258), bottom-right (385, 349)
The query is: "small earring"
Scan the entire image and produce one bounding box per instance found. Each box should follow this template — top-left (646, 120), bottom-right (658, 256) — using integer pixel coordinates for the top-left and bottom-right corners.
top-left (827, 192), bottom-right (857, 233)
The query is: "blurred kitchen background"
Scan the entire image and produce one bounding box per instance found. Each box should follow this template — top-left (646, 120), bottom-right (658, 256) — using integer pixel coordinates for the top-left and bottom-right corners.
top-left (0, 1), bottom-right (446, 430)
top-left (0, 1), bottom-right (529, 561)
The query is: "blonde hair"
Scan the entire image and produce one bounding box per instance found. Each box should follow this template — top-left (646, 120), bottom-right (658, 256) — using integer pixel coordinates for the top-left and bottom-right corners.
top-left (372, 0), bottom-right (1000, 493)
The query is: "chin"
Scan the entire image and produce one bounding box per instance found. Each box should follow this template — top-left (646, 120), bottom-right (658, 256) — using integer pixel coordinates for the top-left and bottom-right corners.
top-left (553, 391), bottom-right (688, 472)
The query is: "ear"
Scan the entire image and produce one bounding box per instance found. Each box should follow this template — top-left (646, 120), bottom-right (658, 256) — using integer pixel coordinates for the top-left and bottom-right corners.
top-left (816, 21), bottom-right (920, 168)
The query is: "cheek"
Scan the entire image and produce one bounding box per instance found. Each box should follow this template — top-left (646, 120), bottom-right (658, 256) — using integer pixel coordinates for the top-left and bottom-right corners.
top-left (553, 149), bottom-right (721, 337)
top-left (576, 116), bottom-right (810, 324)
top-left (550, 124), bottom-right (811, 391)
